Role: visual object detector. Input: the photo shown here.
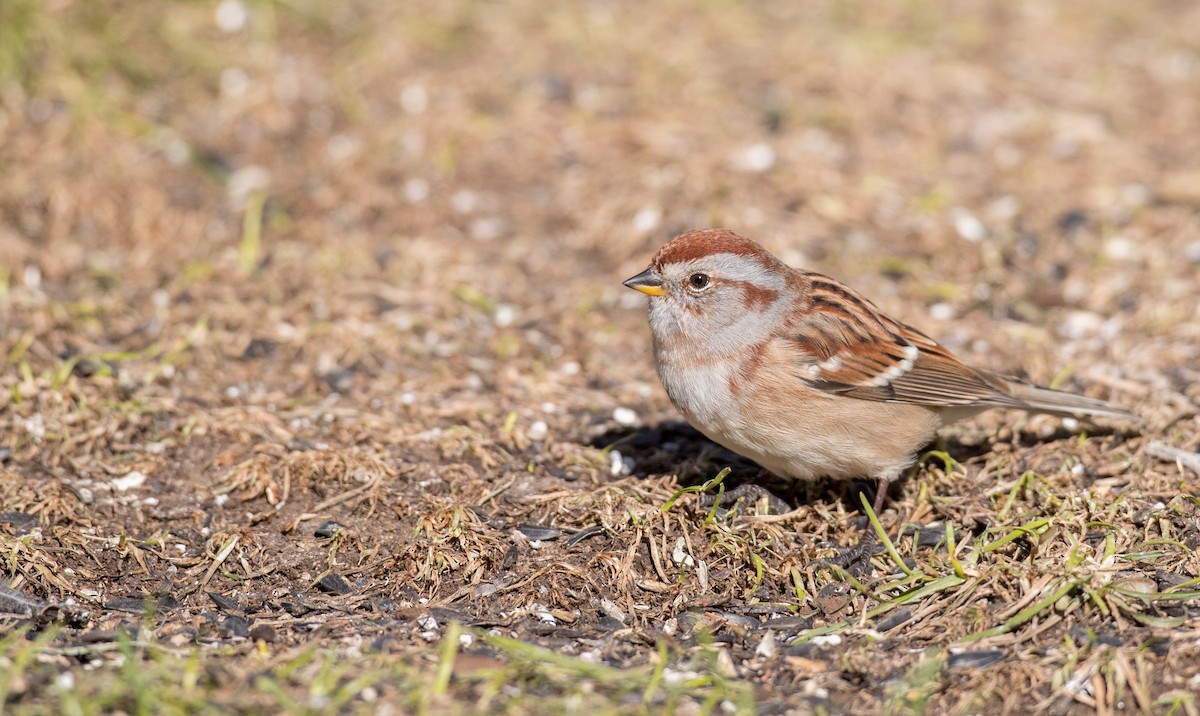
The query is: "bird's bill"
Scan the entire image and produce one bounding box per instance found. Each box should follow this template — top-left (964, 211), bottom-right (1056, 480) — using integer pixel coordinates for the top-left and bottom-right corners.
top-left (623, 267), bottom-right (666, 296)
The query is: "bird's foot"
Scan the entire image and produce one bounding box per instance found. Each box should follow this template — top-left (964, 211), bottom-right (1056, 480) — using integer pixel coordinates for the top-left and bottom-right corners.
top-left (700, 483), bottom-right (791, 515)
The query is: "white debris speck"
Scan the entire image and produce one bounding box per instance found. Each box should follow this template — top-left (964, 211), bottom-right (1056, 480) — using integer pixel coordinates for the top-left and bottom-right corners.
top-left (662, 668), bottom-right (702, 686)
top-left (929, 302), bottom-right (955, 321)
top-left (730, 142), bottom-right (776, 173)
top-left (1062, 417), bottom-right (1080, 431)
top-left (599, 598), bottom-right (626, 623)
top-left (175, 544), bottom-right (187, 553)
top-left (24, 414), bottom-right (45, 440)
top-left (672, 537), bottom-right (695, 567)
top-left (1059, 310), bottom-right (1103, 339)
top-left (540, 402), bottom-right (557, 414)
top-left (1121, 183), bottom-right (1152, 207)
top-left (325, 134), bottom-right (359, 163)
top-left (470, 216), bottom-right (506, 241)
top-left (403, 178), bottom-right (430, 204)
top-left (214, 0), bottom-right (248, 33)
top-left (608, 450), bottom-right (627, 476)
top-left (219, 67), bottom-right (249, 99)
top-left (458, 632), bottom-right (474, 647)
top-left (811, 634), bottom-right (843, 647)
top-left (986, 195), bottom-right (1020, 222)
top-left (416, 615), bottom-right (438, 631)
top-left (528, 420), bottom-right (548, 441)
top-left (612, 407), bottom-right (639, 426)
top-left (1184, 242), bottom-right (1200, 264)
top-left (1104, 236), bottom-right (1136, 261)
top-left (23, 264), bottom-right (41, 289)
top-left (399, 392), bottom-right (417, 405)
top-left (493, 304), bottom-right (516, 327)
top-left (55, 672), bottom-right (75, 691)
top-left (162, 134), bottom-right (191, 165)
top-left (226, 165), bottom-right (271, 205)
top-left (559, 361), bottom-right (580, 376)
top-left (465, 373), bottom-right (484, 391)
top-left (803, 681), bottom-right (830, 699)
top-left (111, 471), bottom-right (147, 492)
top-left (214, 494), bottom-right (229, 507)
top-left (632, 204), bottom-right (663, 234)
top-left (451, 189), bottom-right (480, 214)
top-left (400, 85), bottom-right (428, 114)
top-left (1071, 462), bottom-right (1085, 476)
top-left (951, 207), bottom-right (986, 242)
top-left (720, 700), bottom-right (738, 714)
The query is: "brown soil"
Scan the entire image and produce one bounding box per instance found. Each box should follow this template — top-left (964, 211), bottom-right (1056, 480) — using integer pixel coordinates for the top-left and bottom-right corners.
top-left (2, 1), bottom-right (1199, 713)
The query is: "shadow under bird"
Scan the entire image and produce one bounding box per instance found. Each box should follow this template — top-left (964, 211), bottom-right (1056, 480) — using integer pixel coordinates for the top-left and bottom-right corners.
top-left (623, 228), bottom-right (1137, 512)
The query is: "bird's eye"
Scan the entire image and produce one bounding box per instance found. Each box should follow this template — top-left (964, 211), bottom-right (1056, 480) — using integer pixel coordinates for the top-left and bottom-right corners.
top-left (687, 273), bottom-right (711, 291)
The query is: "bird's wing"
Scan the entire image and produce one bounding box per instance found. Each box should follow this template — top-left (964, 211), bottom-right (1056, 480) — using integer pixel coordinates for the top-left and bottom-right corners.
top-left (786, 274), bottom-right (1025, 408)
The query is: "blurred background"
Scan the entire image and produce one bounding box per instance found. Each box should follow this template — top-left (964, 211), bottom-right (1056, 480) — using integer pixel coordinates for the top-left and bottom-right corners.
top-left (2, 0), bottom-right (1198, 405)
top-left (2, 5), bottom-right (1199, 710)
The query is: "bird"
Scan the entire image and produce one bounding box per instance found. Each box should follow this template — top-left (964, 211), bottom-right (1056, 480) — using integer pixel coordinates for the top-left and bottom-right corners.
top-left (623, 228), bottom-right (1137, 512)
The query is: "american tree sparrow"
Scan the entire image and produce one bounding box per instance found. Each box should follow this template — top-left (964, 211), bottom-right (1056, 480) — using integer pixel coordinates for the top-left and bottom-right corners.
top-left (624, 228), bottom-right (1136, 512)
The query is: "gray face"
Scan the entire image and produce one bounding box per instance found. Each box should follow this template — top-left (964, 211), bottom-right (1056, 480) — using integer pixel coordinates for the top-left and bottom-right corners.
top-left (648, 253), bottom-right (788, 356)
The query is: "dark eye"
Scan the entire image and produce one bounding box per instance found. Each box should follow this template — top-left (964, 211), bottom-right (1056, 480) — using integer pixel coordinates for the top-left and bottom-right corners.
top-left (687, 273), bottom-right (711, 291)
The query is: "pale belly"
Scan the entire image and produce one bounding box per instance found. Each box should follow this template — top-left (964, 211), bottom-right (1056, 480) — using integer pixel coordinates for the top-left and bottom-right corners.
top-left (657, 355), bottom-right (943, 481)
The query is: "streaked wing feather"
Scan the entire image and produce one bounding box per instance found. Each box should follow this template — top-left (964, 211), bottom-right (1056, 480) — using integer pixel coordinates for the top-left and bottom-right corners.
top-left (790, 276), bottom-right (1024, 408)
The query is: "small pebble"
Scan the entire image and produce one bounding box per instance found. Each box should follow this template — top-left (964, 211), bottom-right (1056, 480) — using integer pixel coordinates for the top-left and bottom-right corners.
top-left (633, 205), bottom-right (663, 234)
top-left (1104, 236), bottom-right (1136, 260)
top-left (451, 189), bottom-right (480, 214)
top-left (612, 407), bottom-right (638, 426)
top-left (929, 302), bottom-right (955, 321)
top-left (214, 0), bottom-right (248, 33)
top-left (1184, 241), bottom-right (1200, 264)
top-left (470, 216), bottom-right (506, 241)
top-left (608, 450), bottom-right (626, 476)
top-left (316, 573), bottom-right (354, 595)
top-left (493, 305), bottom-right (516, 327)
top-left (110, 471), bottom-right (147, 492)
top-left (730, 143), bottom-right (776, 173)
top-left (951, 207), bottom-right (986, 242)
top-left (528, 420), bottom-right (548, 441)
top-left (314, 520), bottom-right (348, 538)
top-left (403, 178), bottom-right (430, 204)
top-left (400, 85), bottom-right (428, 114)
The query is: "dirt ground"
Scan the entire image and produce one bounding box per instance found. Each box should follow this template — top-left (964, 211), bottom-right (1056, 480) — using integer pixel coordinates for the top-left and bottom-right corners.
top-left (2, 1), bottom-right (1200, 713)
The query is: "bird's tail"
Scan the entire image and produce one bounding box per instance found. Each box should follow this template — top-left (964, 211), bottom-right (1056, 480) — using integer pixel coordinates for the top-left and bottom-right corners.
top-left (1006, 382), bottom-right (1139, 421)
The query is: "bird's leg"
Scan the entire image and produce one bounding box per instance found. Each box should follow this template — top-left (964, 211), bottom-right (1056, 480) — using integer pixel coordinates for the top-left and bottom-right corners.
top-left (872, 473), bottom-right (895, 515)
